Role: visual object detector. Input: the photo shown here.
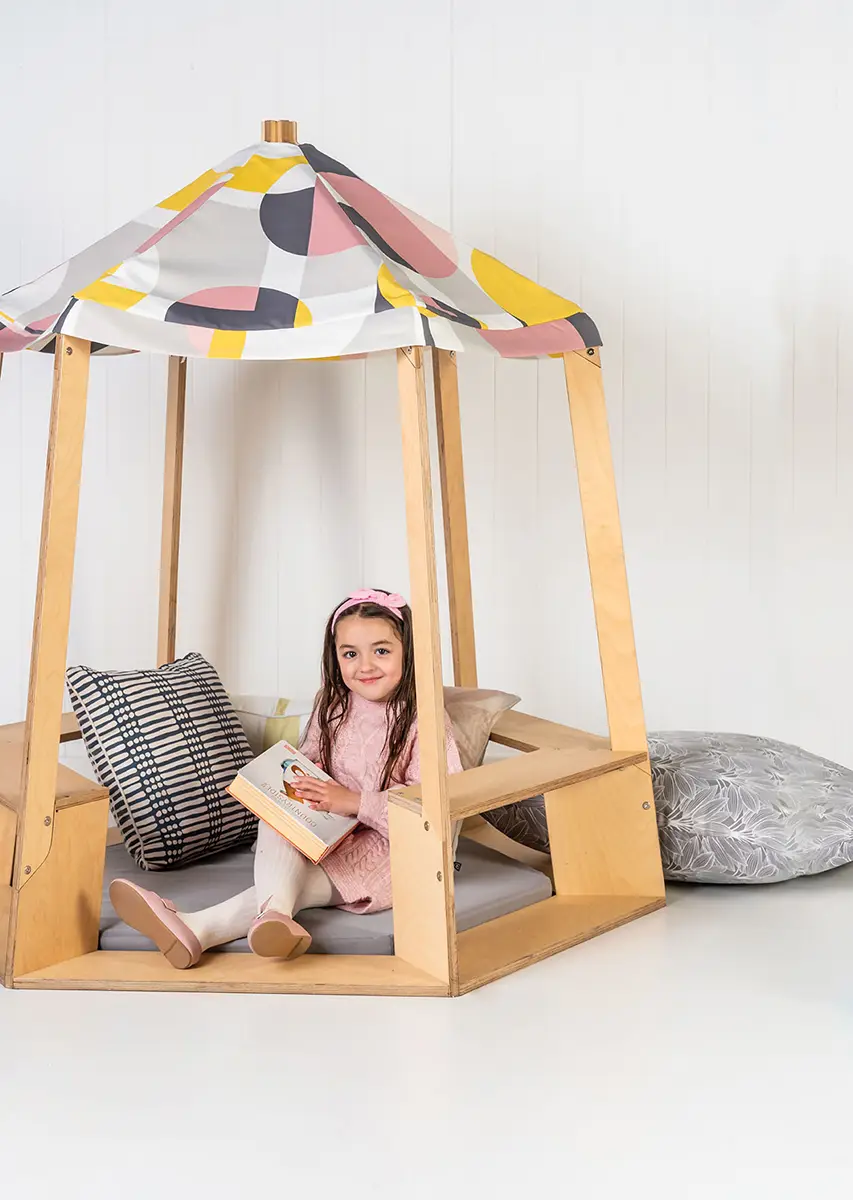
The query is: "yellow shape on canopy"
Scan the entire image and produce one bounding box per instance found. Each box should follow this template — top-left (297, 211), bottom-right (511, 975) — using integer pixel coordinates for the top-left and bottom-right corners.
top-left (224, 153), bottom-right (308, 194)
top-left (74, 278), bottom-right (146, 311)
top-left (471, 249), bottom-right (583, 325)
top-left (377, 263), bottom-right (416, 308)
top-left (159, 168), bottom-right (227, 213)
top-left (294, 300), bottom-right (313, 328)
top-left (209, 329), bottom-right (246, 359)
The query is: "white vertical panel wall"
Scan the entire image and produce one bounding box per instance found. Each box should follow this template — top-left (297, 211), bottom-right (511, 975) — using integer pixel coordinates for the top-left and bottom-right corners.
top-left (1, 0), bottom-right (851, 761)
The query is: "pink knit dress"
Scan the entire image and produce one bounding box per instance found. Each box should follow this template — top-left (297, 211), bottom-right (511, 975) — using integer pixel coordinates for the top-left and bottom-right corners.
top-left (300, 692), bottom-right (463, 914)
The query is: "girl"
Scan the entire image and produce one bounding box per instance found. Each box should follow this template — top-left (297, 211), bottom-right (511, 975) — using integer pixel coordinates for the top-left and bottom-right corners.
top-left (109, 588), bottom-right (463, 967)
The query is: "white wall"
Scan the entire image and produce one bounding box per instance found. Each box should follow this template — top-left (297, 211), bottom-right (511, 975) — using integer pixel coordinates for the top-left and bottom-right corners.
top-left (2, 0), bottom-right (852, 762)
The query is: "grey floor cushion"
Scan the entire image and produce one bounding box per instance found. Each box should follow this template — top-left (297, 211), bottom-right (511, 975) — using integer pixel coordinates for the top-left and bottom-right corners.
top-left (482, 732), bottom-right (853, 885)
top-left (482, 794), bottom-right (549, 855)
top-left (649, 731), bottom-right (853, 884)
top-left (100, 838), bottom-right (552, 955)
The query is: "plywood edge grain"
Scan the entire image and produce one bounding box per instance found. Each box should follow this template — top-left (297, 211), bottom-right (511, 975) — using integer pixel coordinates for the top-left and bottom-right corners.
top-left (15, 950), bottom-right (450, 996)
top-left (457, 894), bottom-right (665, 994)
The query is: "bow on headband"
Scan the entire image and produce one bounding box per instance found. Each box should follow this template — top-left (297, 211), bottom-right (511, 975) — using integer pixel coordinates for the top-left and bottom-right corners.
top-left (332, 589), bottom-right (407, 628)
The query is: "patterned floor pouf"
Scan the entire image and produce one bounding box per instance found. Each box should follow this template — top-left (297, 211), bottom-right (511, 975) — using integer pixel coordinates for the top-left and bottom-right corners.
top-left (482, 732), bottom-right (853, 884)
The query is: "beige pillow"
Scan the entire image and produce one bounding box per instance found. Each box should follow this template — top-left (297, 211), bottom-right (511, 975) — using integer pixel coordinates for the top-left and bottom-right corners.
top-left (443, 686), bottom-right (521, 770)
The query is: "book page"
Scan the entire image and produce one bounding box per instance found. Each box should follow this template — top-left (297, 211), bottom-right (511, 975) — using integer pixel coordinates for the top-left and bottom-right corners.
top-left (237, 740), bottom-right (358, 850)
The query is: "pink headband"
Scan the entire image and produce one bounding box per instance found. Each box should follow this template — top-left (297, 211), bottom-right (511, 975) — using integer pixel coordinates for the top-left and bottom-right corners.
top-left (332, 589), bottom-right (407, 628)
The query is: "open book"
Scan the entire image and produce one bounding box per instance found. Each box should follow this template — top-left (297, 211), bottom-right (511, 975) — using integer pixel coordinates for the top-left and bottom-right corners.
top-left (227, 739), bottom-right (358, 864)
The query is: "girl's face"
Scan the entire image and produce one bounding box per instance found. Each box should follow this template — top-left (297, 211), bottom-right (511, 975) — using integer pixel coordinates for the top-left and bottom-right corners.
top-left (335, 615), bottom-right (404, 703)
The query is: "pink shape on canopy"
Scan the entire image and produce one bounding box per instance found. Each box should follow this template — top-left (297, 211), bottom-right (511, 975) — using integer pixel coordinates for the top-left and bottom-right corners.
top-left (186, 326), bottom-right (215, 354)
top-left (322, 173), bottom-right (457, 279)
top-left (134, 179), bottom-right (229, 256)
top-left (392, 200), bottom-right (459, 267)
top-left (0, 325), bottom-right (39, 351)
top-left (479, 319), bottom-right (585, 358)
top-left (26, 313), bottom-right (61, 332)
top-left (181, 286), bottom-right (259, 310)
top-left (309, 182), bottom-right (366, 256)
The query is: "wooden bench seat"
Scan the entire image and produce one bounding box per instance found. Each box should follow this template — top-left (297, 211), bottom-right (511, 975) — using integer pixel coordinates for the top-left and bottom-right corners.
top-left (390, 744), bottom-right (646, 821)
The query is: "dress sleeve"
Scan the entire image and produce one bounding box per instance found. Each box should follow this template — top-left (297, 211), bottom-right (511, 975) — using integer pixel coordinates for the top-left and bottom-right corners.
top-left (357, 712), bottom-right (463, 838)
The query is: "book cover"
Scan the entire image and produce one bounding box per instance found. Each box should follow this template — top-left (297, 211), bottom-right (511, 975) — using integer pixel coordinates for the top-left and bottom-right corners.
top-left (227, 738), bottom-right (358, 863)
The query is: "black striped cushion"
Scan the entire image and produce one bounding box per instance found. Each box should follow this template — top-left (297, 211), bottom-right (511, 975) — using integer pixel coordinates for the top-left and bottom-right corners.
top-left (66, 652), bottom-right (257, 870)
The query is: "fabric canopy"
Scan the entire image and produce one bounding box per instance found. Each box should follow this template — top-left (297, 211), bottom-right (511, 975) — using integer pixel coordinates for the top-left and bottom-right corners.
top-left (0, 140), bottom-right (600, 361)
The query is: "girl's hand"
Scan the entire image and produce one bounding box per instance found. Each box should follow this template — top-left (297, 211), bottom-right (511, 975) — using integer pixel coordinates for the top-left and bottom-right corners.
top-left (294, 778), bottom-right (361, 817)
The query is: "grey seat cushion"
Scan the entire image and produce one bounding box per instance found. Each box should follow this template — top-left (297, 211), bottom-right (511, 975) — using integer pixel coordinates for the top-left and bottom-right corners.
top-left (482, 732), bottom-right (853, 885)
top-left (100, 838), bottom-right (552, 955)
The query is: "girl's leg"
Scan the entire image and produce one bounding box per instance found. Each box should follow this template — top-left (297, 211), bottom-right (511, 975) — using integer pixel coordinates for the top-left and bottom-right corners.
top-left (107, 880), bottom-right (257, 970)
top-left (179, 886), bottom-right (257, 950)
top-left (254, 820), bottom-right (333, 915)
top-left (249, 821), bottom-right (333, 959)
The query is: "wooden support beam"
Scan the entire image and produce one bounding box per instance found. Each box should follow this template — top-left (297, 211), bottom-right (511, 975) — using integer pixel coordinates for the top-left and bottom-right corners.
top-left (563, 349), bottom-right (647, 752)
top-left (0, 712), bottom-right (81, 744)
top-left (389, 803), bottom-right (455, 985)
top-left (395, 346), bottom-right (457, 987)
top-left (391, 746), bottom-right (646, 822)
top-left (16, 335), bottom-right (90, 888)
top-left (157, 355), bottom-right (187, 666)
top-left (489, 710), bottom-right (608, 754)
top-left (432, 348), bottom-right (478, 688)
top-left (0, 805), bottom-right (15, 972)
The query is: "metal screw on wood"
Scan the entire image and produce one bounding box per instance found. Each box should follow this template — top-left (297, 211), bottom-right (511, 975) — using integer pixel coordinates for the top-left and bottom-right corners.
top-left (24, 865), bottom-right (31, 875)
top-left (642, 801), bottom-right (651, 809)
top-left (423, 821), bottom-right (430, 832)
top-left (587, 347), bottom-right (595, 356)
top-left (436, 871), bottom-right (443, 882)
top-left (65, 346), bottom-right (73, 355)
top-left (44, 816), bottom-right (51, 826)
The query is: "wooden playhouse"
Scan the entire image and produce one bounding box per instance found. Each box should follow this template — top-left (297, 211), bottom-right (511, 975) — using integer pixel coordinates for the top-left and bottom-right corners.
top-left (0, 120), bottom-right (664, 996)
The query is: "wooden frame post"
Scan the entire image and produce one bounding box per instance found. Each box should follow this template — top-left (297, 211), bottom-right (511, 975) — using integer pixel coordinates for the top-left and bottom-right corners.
top-left (15, 335), bottom-right (91, 886)
top-left (391, 346), bottom-right (456, 988)
top-left (157, 355), bottom-right (187, 665)
top-left (563, 349), bottom-right (647, 753)
top-left (432, 348), bottom-right (478, 688)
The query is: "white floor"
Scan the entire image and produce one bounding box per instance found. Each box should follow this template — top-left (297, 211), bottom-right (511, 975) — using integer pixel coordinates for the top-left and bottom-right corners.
top-left (4, 868), bottom-right (853, 1199)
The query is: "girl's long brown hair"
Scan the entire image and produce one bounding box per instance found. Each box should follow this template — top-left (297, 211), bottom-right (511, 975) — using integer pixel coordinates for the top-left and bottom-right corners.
top-left (314, 591), bottom-right (416, 791)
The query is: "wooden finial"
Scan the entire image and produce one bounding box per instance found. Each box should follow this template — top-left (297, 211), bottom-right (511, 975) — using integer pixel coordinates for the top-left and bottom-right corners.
top-left (262, 119), bottom-right (298, 144)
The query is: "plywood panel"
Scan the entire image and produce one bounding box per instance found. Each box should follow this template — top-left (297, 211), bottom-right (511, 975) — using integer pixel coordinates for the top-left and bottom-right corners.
top-left (545, 765), bottom-right (664, 900)
top-left (457, 893), bottom-right (664, 995)
top-left (12, 795), bottom-right (109, 978)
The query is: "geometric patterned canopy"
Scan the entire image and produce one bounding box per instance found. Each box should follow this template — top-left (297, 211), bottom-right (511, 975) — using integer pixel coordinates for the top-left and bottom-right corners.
top-left (0, 139), bottom-right (601, 361)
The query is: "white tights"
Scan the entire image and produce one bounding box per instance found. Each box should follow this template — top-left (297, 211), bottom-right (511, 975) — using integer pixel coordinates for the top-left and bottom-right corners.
top-left (179, 822), bottom-right (334, 952)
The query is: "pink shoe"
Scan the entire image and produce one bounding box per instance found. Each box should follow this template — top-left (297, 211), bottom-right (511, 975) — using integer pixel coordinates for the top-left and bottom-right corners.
top-left (248, 910), bottom-right (312, 960)
top-left (109, 879), bottom-right (203, 969)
